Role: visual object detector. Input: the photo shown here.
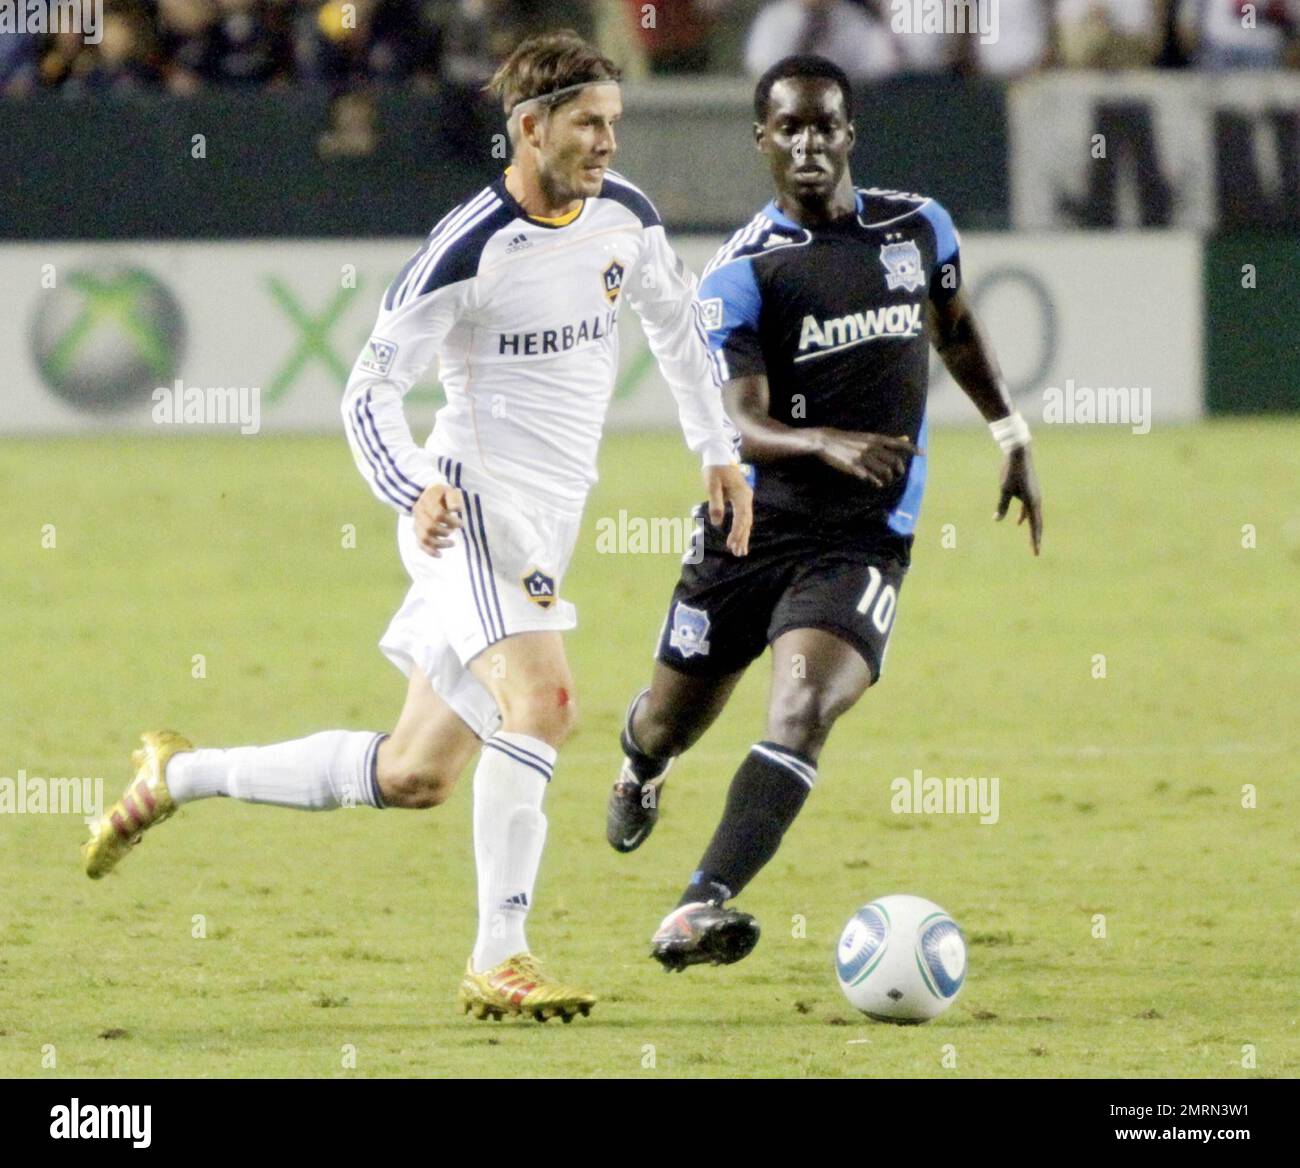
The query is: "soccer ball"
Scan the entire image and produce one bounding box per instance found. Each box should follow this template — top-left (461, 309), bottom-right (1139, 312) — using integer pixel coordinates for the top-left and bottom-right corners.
top-left (835, 894), bottom-right (967, 1023)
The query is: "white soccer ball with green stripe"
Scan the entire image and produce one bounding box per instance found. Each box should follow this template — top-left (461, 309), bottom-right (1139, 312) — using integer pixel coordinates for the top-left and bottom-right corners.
top-left (836, 894), bottom-right (966, 1023)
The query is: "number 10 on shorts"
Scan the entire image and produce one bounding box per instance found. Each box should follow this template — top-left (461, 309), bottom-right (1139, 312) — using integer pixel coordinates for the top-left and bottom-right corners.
top-left (855, 566), bottom-right (897, 634)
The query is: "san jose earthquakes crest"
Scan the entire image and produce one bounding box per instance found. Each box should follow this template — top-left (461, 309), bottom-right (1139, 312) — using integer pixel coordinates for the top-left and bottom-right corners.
top-left (879, 240), bottom-right (924, 293)
top-left (669, 602), bottom-right (711, 658)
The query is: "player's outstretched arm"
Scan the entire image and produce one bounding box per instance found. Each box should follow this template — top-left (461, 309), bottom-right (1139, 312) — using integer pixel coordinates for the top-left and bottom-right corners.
top-left (927, 291), bottom-right (1043, 555)
top-left (723, 375), bottom-right (921, 489)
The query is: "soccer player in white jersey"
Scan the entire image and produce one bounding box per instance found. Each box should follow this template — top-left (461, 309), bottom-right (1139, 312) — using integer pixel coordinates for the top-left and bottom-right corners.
top-left (82, 32), bottom-right (753, 1023)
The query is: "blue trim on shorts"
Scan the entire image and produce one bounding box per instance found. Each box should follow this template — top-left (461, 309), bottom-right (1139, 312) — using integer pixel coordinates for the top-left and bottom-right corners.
top-left (887, 413), bottom-right (928, 536)
top-left (449, 460), bottom-right (503, 643)
top-left (470, 492), bottom-right (508, 638)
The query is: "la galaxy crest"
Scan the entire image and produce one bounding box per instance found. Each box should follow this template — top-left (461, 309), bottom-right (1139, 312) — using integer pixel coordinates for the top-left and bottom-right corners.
top-left (522, 568), bottom-right (557, 609)
top-left (602, 259), bottom-right (625, 303)
top-left (879, 239), bottom-right (925, 293)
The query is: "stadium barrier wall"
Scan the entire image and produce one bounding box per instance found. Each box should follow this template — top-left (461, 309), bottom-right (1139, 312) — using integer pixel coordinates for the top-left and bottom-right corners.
top-left (0, 79), bottom-right (1009, 240)
top-left (1204, 234), bottom-right (1300, 414)
top-left (2, 233), bottom-right (1202, 435)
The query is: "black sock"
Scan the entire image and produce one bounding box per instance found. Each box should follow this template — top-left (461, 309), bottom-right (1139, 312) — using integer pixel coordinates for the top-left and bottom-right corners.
top-left (679, 741), bottom-right (816, 906)
top-left (620, 689), bottom-right (670, 783)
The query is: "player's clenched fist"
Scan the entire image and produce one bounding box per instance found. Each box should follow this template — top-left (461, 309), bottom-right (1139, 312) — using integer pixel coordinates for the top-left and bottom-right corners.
top-left (813, 428), bottom-right (923, 488)
top-left (413, 483), bottom-right (465, 557)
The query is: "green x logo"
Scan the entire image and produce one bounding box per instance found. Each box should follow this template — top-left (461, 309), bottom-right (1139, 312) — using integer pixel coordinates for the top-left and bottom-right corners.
top-left (264, 278), bottom-right (359, 404)
top-left (41, 270), bottom-right (177, 384)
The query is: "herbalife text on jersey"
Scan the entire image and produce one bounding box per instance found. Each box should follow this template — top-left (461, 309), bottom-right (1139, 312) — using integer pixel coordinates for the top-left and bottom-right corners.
top-left (0, 1), bottom-right (103, 43)
top-left (889, 0), bottom-right (999, 45)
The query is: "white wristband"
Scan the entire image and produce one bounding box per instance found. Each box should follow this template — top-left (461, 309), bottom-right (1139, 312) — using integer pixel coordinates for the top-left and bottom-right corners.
top-left (989, 411), bottom-right (1031, 453)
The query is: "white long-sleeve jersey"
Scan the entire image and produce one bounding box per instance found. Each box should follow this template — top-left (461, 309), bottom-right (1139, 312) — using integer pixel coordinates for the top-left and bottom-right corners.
top-left (341, 170), bottom-right (734, 517)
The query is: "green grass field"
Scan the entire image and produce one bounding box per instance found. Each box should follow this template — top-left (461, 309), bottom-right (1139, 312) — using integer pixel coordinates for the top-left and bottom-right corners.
top-left (1, 422), bottom-right (1296, 1078)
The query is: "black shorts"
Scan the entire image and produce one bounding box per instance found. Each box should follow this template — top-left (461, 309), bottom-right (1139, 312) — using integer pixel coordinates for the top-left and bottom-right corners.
top-left (654, 502), bottom-right (912, 683)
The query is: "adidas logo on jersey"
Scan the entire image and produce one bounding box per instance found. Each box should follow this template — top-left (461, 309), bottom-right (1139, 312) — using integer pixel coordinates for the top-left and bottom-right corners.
top-left (796, 302), bottom-right (922, 361)
top-left (505, 233), bottom-right (531, 254)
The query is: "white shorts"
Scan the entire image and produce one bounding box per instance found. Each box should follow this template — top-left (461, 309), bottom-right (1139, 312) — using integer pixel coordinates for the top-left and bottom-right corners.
top-left (378, 459), bottom-right (582, 740)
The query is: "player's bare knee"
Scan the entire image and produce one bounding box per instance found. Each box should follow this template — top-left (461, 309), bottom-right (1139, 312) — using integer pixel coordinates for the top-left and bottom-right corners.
top-left (377, 747), bottom-right (456, 809)
top-left (394, 768), bottom-right (456, 809)
top-left (499, 682), bottom-right (578, 747)
top-left (767, 685), bottom-right (854, 758)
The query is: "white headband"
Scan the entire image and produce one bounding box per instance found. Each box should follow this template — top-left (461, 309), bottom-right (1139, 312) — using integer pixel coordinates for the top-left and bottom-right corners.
top-left (508, 79), bottom-right (620, 118)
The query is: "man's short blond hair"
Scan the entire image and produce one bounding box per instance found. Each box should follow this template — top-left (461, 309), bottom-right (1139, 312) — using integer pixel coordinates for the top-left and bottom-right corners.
top-left (485, 31), bottom-right (621, 119)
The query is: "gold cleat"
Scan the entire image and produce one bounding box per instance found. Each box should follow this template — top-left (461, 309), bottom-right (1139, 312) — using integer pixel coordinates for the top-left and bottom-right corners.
top-left (457, 953), bottom-right (596, 1023)
top-left (82, 730), bottom-right (192, 879)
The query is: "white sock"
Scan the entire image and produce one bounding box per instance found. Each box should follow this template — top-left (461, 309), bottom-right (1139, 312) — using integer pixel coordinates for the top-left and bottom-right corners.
top-left (470, 731), bottom-right (555, 972)
top-left (165, 731), bottom-right (385, 810)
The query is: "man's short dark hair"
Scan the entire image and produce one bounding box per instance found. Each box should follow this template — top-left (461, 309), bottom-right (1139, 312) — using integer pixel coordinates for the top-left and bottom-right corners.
top-left (754, 55), bottom-right (854, 124)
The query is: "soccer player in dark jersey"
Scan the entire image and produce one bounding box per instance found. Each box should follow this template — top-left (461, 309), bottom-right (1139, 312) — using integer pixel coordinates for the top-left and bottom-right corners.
top-left (605, 55), bottom-right (1043, 969)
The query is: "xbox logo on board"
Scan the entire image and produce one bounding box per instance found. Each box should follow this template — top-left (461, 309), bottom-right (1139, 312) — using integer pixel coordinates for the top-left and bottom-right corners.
top-left (31, 264), bottom-right (187, 413)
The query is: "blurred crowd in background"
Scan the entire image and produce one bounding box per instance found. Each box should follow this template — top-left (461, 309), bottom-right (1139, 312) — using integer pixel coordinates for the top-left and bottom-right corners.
top-left (3, 0), bottom-right (1299, 97)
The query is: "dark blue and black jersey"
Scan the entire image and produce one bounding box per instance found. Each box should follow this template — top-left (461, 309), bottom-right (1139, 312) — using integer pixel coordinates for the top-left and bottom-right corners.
top-left (697, 187), bottom-right (960, 534)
